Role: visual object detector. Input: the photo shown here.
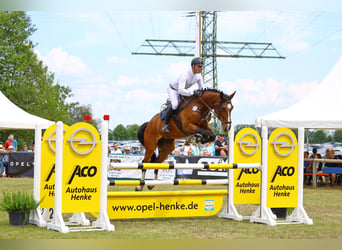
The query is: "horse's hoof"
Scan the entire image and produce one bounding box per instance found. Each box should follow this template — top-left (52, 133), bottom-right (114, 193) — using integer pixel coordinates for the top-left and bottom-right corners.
top-left (147, 185), bottom-right (155, 190)
top-left (135, 186), bottom-right (143, 191)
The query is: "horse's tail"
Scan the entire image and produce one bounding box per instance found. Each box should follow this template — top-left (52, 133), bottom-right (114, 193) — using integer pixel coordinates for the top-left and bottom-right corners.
top-left (137, 122), bottom-right (148, 146)
top-left (137, 122), bottom-right (157, 163)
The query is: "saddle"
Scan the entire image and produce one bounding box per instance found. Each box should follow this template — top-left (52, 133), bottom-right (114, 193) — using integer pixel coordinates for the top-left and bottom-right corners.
top-left (159, 96), bottom-right (185, 121)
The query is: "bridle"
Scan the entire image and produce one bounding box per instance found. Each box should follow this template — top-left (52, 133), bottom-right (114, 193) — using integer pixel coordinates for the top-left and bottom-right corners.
top-left (196, 93), bottom-right (232, 124)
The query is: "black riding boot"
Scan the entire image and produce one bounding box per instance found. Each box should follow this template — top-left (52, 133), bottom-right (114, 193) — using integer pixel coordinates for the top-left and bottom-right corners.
top-left (162, 107), bottom-right (174, 133)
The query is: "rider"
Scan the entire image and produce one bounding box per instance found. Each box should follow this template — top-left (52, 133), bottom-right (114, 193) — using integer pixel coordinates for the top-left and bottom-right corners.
top-left (162, 57), bottom-right (205, 133)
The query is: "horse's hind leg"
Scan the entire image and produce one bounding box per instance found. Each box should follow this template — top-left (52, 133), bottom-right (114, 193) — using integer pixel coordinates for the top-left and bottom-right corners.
top-left (147, 138), bottom-right (175, 190)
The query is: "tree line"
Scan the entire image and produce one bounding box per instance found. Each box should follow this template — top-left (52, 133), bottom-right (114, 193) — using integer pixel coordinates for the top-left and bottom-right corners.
top-left (0, 12), bottom-right (98, 148)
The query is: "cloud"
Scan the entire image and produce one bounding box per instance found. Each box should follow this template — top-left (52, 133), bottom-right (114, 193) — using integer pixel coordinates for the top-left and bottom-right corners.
top-left (165, 61), bottom-right (189, 76)
top-left (287, 81), bottom-right (319, 100)
top-left (111, 76), bottom-right (140, 87)
top-left (285, 41), bottom-right (311, 53)
top-left (124, 89), bottom-right (164, 102)
top-left (106, 56), bottom-right (136, 64)
top-left (36, 47), bottom-right (90, 77)
top-left (57, 12), bottom-right (119, 46)
top-left (220, 78), bottom-right (319, 109)
top-left (72, 76), bottom-right (107, 85)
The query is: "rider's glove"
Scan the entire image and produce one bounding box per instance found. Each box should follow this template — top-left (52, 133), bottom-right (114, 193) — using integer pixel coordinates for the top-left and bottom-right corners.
top-left (193, 90), bottom-right (202, 97)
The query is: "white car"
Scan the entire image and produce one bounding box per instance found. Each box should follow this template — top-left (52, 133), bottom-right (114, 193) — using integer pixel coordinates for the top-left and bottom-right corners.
top-left (333, 146), bottom-right (342, 156)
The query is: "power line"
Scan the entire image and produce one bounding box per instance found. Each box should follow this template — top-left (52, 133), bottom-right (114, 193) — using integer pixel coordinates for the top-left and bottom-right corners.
top-left (148, 12), bottom-right (156, 38)
top-left (254, 11), bottom-right (282, 42)
top-left (107, 11), bottom-right (132, 52)
top-left (280, 11), bottom-right (325, 46)
top-left (312, 26), bottom-right (342, 47)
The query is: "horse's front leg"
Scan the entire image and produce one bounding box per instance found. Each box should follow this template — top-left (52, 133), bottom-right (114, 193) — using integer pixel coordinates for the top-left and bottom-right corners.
top-left (188, 125), bottom-right (214, 143)
top-left (147, 169), bottom-right (158, 190)
top-left (136, 169), bottom-right (147, 191)
top-left (205, 129), bottom-right (216, 143)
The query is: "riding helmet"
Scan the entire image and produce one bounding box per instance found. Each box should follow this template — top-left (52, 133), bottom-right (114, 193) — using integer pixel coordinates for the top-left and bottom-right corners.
top-left (191, 57), bottom-right (204, 67)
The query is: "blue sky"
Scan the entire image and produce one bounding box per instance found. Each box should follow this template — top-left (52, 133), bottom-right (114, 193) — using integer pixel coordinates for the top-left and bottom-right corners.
top-left (28, 11), bottom-right (342, 130)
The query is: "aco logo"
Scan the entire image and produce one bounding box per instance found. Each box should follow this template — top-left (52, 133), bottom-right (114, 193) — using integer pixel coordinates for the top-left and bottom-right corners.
top-left (271, 132), bottom-right (296, 157)
top-left (237, 168), bottom-right (260, 180)
top-left (237, 133), bottom-right (260, 156)
top-left (271, 165), bottom-right (295, 182)
top-left (67, 128), bottom-right (98, 155)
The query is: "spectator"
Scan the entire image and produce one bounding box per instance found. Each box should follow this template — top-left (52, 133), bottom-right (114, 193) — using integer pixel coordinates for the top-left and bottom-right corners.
top-left (315, 153), bottom-right (326, 186)
top-left (12, 135), bottom-right (18, 151)
top-left (112, 143), bottom-right (122, 154)
top-left (21, 144), bottom-right (29, 152)
top-left (190, 140), bottom-right (200, 156)
top-left (139, 145), bottom-right (145, 154)
top-left (201, 142), bottom-right (214, 156)
top-left (4, 135), bottom-right (14, 150)
top-left (108, 145), bottom-right (111, 154)
top-left (304, 151), bottom-right (312, 185)
top-left (0, 144), bottom-right (5, 177)
top-left (304, 151), bottom-right (312, 173)
top-left (220, 149), bottom-right (227, 157)
top-left (172, 149), bottom-right (180, 156)
top-left (2, 145), bottom-right (14, 177)
top-left (201, 149), bottom-right (210, 156)
top-left (31, 141), bottom-right (35, 152)
top-left (215, 133), bottom-right (228, 156)
top-left (310, 148), bottom-right (323, 173)
top-left (123, 145), bottom-right (131, 154)
top-left (325, 149), bottom-right (340, 187)
top-left (187, 148), bottom-right (193, 156)
top-left (181, 139), bottom-right (193, 156)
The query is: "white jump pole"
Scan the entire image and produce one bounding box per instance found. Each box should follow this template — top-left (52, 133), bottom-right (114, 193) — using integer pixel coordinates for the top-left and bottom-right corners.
top-left (287, 127), bottom-right (313, 224)
top-left (29, 124), bottom-right (47, 227)
top-left (47, 121), bottom-right (69, 233)
top-left (250, 126), bottom-right (276, 226)
top-left (93, 120), bottom-right (115, 231)
top-left (219, 126), bottom-right (243, 220)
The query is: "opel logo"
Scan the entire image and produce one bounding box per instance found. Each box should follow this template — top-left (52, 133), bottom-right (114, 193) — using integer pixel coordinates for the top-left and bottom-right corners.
top-left (45, 129), bottom-right (67, 153)
top-left (67, 128), bottom-right (98, 155)
top-left (237, 133), bottom-right (260, 156)
top-left (271, 132), bottom-right (296, 157)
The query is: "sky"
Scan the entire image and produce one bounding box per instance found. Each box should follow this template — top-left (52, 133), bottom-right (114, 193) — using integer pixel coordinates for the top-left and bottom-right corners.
top-left (27, 10), bottom-right (342, 131)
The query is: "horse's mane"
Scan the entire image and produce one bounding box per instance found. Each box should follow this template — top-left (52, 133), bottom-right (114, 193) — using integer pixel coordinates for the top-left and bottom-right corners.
top-left (200, 88), bottom-right (225, 95)
top-left (199, 88), bottom-right (230, 100)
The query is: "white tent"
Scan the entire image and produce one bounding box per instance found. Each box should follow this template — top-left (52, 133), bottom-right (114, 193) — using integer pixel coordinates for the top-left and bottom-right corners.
top-left (255, 55), bottom-right (342, 129)
top-left (0, 91), bottom-right (54, 129)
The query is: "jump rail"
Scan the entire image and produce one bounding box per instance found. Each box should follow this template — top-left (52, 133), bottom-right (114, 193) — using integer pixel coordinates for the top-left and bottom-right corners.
top-left (108, 179), bottom-right (229, 186)
top-left (109, 162), bottom-right (261, 170)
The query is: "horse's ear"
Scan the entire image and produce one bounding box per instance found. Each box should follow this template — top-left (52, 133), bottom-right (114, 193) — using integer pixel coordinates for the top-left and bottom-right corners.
top-left (229, 91), bottom-right (236, 99)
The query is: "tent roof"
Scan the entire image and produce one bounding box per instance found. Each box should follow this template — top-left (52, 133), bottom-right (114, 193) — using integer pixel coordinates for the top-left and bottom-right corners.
top-left (0, 91), bottom-right (54, 129)
top-left (255, 55), bottom-right (342, 129)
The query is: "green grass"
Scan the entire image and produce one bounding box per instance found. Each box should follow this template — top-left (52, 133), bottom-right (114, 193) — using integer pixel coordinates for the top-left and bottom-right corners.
top-left (0, 178), bottom-right (341, 239)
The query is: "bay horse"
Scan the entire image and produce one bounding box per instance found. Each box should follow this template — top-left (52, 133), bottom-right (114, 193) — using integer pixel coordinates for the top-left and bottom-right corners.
top-left (136, 88), bottom-right (235, 191)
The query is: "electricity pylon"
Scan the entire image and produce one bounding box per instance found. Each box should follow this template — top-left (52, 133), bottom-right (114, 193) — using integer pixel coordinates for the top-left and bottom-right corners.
top-left (132, 11), bottom-right (285, 131)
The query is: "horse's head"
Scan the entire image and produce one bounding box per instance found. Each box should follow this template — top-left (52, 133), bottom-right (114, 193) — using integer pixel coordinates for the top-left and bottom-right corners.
top-left (213, 91), bottom-right (236, 132)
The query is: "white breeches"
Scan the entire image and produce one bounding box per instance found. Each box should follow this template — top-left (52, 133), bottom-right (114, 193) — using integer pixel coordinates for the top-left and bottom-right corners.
top-left (167, 86), bottom-right (179, 110)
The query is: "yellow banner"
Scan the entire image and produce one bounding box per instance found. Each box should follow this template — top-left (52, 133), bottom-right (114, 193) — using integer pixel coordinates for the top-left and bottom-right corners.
top-left (267, 128), bottom-right (298, 208)
top-left (94, 190), bottom-right (227, 219)
top-left (40, 123), bottom-right (70, 208)
top-left (62, 122), bottom-right (101, 213)
top-left (233, 128), bottom-right (261, 204)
